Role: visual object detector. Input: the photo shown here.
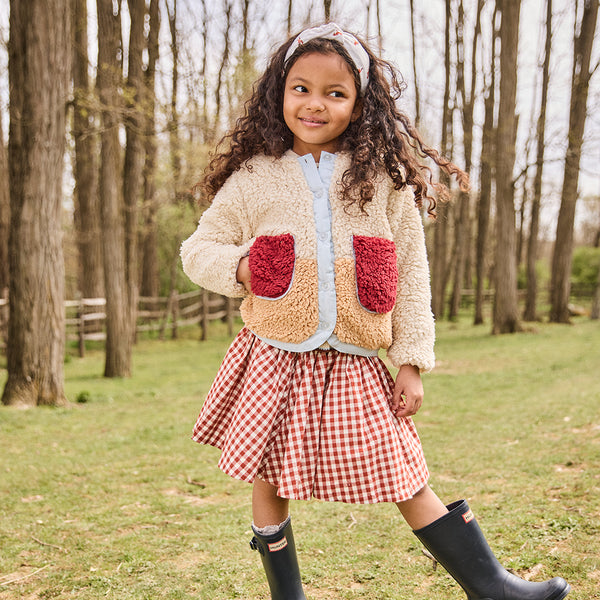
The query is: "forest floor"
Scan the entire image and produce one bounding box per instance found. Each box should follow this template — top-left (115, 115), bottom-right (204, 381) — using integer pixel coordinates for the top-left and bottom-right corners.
top-left (0, 315), bottom-right (599, 599)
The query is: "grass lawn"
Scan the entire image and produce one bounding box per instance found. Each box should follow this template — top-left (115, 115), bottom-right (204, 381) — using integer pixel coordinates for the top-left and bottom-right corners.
top-left (0, 317), bottom-right (599, 599)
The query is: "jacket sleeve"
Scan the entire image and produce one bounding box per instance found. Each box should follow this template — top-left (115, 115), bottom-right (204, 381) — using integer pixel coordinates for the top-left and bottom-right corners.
top-left (386, 189), bottom-right (435, 372)
top-left (180, 175), bottom-right (254, 298)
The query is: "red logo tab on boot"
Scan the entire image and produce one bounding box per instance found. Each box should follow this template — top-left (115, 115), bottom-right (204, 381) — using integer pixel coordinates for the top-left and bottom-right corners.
top-left (462, 509), bottom-right (474, 524)
top-left (268, 537), bottom-right (288, 552)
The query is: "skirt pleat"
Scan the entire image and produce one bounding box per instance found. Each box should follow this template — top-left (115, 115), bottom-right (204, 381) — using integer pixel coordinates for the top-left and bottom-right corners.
top-left (192, 327), bottom-right (429, 504)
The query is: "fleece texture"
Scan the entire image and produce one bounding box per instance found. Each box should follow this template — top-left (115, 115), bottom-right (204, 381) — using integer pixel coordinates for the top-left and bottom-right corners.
top-left (249, 234), bottom-right (295, 298)
top-left (180, 151), bottom-right (435, 371)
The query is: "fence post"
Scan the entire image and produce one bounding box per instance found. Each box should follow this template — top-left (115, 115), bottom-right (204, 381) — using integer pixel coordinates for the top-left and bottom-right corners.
top-left (226, 296), bottom-right (234, 336)
top-left (201, 289), bottom-right (209, 341)
top-left (171, 291), bottom-right (179, 339)
top-left (77, 294), bottom-right (85, 358)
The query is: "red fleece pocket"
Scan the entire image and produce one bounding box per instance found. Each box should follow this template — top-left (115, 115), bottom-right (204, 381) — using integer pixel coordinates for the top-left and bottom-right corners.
top-left (353, 236), bottom-right (398, 313)
top-left (249, 234), bottom-right (295, 299)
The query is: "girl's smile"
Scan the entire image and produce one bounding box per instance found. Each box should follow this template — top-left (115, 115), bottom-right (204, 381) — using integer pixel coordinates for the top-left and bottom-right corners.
top-left (283, 51), bottom-right (361, 161)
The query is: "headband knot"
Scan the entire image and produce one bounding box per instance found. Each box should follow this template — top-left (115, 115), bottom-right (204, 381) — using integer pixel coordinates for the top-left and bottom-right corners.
top-left (284, 23), bottom-right (370, 95)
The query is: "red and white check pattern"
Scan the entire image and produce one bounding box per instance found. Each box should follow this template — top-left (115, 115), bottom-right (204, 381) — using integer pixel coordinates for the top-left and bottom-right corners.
top-left (192, 328), bottom-right (429, 504)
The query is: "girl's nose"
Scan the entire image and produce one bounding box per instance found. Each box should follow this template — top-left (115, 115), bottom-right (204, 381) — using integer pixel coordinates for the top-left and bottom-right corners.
top-left (306, 95), bottom-right (325, 111)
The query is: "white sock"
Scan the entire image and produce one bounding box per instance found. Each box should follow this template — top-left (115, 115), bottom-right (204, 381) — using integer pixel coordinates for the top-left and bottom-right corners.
top-left (252, 515), bottom-right (290, 536)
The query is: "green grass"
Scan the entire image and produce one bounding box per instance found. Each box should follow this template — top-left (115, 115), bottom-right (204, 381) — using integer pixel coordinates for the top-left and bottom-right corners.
top-left (1, 318), bottom-right (599, 599)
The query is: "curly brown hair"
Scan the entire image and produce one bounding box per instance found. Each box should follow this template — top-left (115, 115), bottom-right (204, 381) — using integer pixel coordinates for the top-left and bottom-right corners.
top-left (202, 26), bottom-right (469, 217)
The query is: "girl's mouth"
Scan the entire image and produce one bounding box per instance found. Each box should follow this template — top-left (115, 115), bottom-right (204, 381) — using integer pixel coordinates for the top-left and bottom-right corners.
top-left (299, 117), bottom-right (326, 126)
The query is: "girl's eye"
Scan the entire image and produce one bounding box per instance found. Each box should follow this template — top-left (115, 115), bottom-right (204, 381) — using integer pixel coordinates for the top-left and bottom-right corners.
top-left (329, 90), bottom-right (345, 98)
top-left (293, 85), bottom-right (308, 93)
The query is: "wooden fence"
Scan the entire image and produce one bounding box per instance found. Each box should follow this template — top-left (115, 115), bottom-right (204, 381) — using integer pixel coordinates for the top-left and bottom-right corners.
top-left (0, 290), bottom-right (241, 356)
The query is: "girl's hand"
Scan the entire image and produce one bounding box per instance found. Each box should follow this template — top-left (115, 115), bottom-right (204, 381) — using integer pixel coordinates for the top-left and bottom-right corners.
top-left (236, 255), bottom-right (252, 292)
top-left (391, 364), bottom-right (423, 418)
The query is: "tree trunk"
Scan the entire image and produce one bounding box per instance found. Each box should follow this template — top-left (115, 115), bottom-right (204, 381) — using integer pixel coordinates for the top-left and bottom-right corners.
top-left (215, 1), bottom-right (232, 130)
top-left (0, 115), bottom-right (9, 295)
top-left (409, 0), bottom-right (421, 128)
top-left (97, 0), bottom-right (132, 377)
top-left (523, 0), bottom-right (552, 322)
top-left (549, 0), bottom-right (598, 323)
top-left (2, 0), bottom-right (69, 407)
top-left (123, 0), bottom-right (146, 339)
top-left (166, 0), bottom-right (181, 186)
top-left (431, 0), bottom-right (453, 320)
top-left (140, 0), bottom-right (160, 298)
top-left (448, 0), bottom-right (479, 320)
top-left (71, 0), bottom-right (103, 299)
top-left (492, 0), bottom-right (521, 334)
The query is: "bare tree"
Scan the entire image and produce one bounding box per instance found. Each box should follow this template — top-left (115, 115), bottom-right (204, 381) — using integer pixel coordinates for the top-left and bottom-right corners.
top-left (549, 0), bottom-right (599, 323)
top-left (409, 0), bottom-right (420, 128)
top-left (71, 0), bottom-right (103, 299)
top-left (448, 0), bottom-right (481, 320)
top-left (324, 0), bottom-right (332, 21)
top-left (492, 0), bottom-right (522, 334)
top-left (215, 1), bottom-right (233, 129)
top-left (123, 0), bottom-right (146, 339)
top-left (2, 0), bottom-right (70, 406)
top-left (140, 0), bottom-right (161, 298)
top-left (0, 114), bottom-right (8, 295)
top-left (97, 0), bottom-right (132, 377)
top-left (166, 0), bottom-right (181, 186)
top-left (431, 0), bottom-right (454, 320)
top-left (523, 0), bottom-right (552, 322)
top-left (474, 6), bottom-right (499, 325)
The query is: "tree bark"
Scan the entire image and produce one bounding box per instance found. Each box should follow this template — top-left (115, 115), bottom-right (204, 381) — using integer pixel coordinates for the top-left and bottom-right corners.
top-left (140, 0), bottom-right (161, 298)
top-left (166, 0), bottom-right (181, 186)
top-left (549, 0), bottom-right (599, 323)
top-left (524, 0), bottom-right (552, 322)
top-left (492, 0), bottom-right (522, 334)
top-left (431, 0), bottom-right (453, 320)
top-left (97, 0), bottom-right (132, 377)
top-left (123, 0), bottom-right (146, 338)
top-left (0, 115), bottom-right (9, 295)
top-left (409, 0), bottom-right (420, 128)
top-left (448, 0), bottom-right (479, 320)
top-left (2, 0), bottom-right (69, 406)
top-left (71, 0), bottom-right (103, 299)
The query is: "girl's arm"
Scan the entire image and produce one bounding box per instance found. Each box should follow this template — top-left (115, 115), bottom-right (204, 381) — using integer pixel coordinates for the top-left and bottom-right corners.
top-left (180, 177), bottom-right (254, 298)
top-left (386, 189), bottom-right (436, 373)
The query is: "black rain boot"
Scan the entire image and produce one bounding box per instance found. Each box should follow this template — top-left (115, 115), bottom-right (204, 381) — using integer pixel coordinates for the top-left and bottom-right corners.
top-left (413, 500), bottom-right (570, 600)
top-left (250, 516), bottom-right (307, 600)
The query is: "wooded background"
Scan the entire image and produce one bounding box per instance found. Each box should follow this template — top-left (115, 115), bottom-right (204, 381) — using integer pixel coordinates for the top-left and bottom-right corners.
top-left (0, 0), bottom-right (599, 406)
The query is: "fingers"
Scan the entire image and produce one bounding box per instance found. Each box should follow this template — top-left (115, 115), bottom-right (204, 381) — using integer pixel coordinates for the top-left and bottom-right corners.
top-left (393, 393), bottom-right (423, 418)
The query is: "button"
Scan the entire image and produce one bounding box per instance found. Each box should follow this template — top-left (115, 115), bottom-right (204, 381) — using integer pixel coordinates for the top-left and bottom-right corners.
top-left (315, 189), bottom-right (324, 198)
top-left (318, 232), bottom-right (328, 241)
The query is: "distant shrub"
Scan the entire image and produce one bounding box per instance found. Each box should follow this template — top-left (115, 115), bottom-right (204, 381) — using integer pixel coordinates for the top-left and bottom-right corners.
top-left (571, 246), bottom-right (600, 288)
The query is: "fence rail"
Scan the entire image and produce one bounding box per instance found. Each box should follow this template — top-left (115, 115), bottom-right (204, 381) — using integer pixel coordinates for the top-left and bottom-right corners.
top-left (0, 290), bottom-right (241, 356)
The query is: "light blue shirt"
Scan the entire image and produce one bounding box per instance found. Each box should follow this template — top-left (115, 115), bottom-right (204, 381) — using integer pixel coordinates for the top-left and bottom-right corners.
top-left (254, 152), bottom-right (378, 357)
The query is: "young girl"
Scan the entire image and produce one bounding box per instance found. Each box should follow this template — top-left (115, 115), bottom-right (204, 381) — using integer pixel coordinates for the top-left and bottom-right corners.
top-left (181, 23), bottom-right (570, 600)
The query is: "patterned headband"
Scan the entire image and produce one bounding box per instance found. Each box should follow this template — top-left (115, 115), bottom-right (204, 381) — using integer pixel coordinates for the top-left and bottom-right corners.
top-left (283, 23), bottom-right (370, 95)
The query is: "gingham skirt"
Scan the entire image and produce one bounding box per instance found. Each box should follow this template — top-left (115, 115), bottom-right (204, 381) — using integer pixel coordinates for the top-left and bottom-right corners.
top-left (192, 327), bottom-right (429, 504)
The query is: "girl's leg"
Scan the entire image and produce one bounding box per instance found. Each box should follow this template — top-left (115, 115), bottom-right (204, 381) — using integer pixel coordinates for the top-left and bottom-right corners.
top-left (399, 486), bottom-right (570, 600)
top-left (250, 478), bottom-right (306, 600)
top-left (252, 477), bottom-right (289, 527)
top-left (395, 484), bottom-right (448, 529)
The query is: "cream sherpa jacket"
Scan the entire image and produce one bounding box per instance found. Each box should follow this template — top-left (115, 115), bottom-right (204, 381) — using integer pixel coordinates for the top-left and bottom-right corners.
top-left (180, 151), bottom-right (435, 372)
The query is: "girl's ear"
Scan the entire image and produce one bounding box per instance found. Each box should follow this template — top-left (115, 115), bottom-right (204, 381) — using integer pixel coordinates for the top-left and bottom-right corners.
top-left (351, 98), bottom-right (363, 122)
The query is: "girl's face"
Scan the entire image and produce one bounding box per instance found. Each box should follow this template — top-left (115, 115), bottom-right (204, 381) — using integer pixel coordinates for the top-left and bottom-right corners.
top-left (283, 51), bottom-right (361, 162)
